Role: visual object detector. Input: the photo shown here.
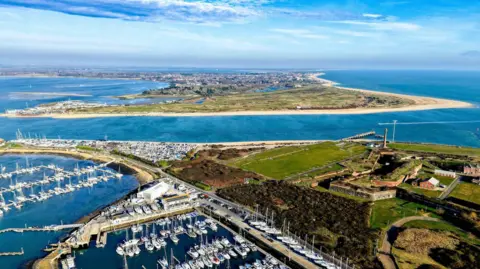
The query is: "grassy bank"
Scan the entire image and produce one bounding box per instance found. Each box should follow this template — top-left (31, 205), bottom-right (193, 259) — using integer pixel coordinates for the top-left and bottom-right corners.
top-left (390, 143), bottom-right (480, 157)
top-left (449, 182), bottom-right (480, 205)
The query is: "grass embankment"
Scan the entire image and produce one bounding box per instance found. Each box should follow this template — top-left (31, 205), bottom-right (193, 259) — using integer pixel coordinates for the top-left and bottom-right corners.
top-left (390, 143), bottom-right (480, 157)
top-left (231, 142), bottom-right (366, 179)
top-left (75, 86), bottom-right (412, 114)
top-left (399, 183), bottom-right (442, 198)
top-left (370, 198), bottom-right (440, 229)
top-left (449, 182), bottom-right (480, 205)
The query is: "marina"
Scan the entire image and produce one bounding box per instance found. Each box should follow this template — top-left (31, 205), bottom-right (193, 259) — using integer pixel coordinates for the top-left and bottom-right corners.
top-left (0, 157), bottom-right (123, 214)
top-left (0, 154), bottom-right (139, 269)
top-left (72, 213), bottom-right (284, 269)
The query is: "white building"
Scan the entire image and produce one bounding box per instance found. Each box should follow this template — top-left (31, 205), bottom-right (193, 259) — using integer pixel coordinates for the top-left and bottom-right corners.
top-left (434, 169), bottom-right (457, 178)
top-left (161, 194), bottom-right (190, 210)
top-left (137, 181), bottom-right (171, 202)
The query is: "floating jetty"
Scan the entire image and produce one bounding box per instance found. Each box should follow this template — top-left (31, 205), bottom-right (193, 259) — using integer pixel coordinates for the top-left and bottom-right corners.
top-left (0, 248), bottom-right (24, 256)
top-left (0, 224), bottom-right (83, 234)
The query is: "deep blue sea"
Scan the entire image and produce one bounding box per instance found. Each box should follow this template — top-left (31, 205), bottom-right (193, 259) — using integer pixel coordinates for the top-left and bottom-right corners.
top-left (0, 155), bottom-right (139, 269)
top-left (0, 71), bottom-right (480, 147)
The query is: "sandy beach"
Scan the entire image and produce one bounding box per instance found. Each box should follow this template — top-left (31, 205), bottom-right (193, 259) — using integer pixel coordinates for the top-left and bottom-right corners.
top-left (0, 73), bottom-right (473, 119)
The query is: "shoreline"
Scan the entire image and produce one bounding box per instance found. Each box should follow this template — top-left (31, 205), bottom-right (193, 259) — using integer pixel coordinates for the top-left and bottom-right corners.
top-left (0, 72), bottom-right (473, 119)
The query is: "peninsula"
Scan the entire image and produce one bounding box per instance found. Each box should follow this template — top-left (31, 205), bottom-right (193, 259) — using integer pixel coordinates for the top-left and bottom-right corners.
top-left (0, 71), bottom-right (472, 118)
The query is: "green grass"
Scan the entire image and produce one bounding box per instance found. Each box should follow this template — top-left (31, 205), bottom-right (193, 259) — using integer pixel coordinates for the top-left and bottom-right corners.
top-left (403, 220), bottom-right (480, 245)
top-left (399, 183), bottom-right (441, 198)
top-left (303, 163), bottom-right (345, 178)
top-left (449, 182), bottom-right (480, 205)
top-left (3, 142), bottom-right (23, 149)
top-left (370, 198), bottom-right (440, 229)
top-left (78, 86), bottom-right (413, 114)
top-left (390, 143), bottom-right (480, 157)
top-left (194, 182), bottom-right (212, 191)
top-left (76, 145), bottom-right (99, 151)
top-left (232, 142), bottom-right (366, 179)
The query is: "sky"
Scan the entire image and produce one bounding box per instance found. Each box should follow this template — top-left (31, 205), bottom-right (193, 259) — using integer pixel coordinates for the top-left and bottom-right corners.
top-left (0, 0), bottom-right (480, 69)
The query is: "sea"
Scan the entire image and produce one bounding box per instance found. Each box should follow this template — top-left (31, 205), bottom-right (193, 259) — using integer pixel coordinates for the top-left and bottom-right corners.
top-left (0, 70), bottom-right (480, 268)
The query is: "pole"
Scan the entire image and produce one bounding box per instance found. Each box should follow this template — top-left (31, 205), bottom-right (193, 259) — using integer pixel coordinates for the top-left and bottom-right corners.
top-left (393, 120), bottom-right (398, 143)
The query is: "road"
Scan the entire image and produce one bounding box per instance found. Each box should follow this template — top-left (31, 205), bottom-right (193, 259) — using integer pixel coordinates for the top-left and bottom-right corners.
top-left (439, 176), bottom-right (461, 200)
top-left (377, 216), bottom-right (440, 269)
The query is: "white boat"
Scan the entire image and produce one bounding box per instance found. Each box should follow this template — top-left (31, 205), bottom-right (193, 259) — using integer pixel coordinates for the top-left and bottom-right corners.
top-left (145, 239), bottom-right (154, 251)
top-left (158, 258), bottom-right (169, 269)
top-left (116, 245), bottom-right (125, 256)
top-left (221, 238), bottom-right (231, 247)
top-left (188, 248), bottom-right (199, 259)
top-left (202, 257), bottom-right (212, 268)
top-left (170, 234), bottom-right (179, 244)
top-left (228, 249), bottom-right (237, 258)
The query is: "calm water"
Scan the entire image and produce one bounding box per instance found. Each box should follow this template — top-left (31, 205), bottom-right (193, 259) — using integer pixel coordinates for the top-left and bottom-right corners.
top-left (0, 77), bottom-right (170, 110)
top-left (0, 155), bottom-right (139, 269)
top-left (74, 216), bottom-right (264, 269)
top-left (0, 71), bottom-right (479, 146)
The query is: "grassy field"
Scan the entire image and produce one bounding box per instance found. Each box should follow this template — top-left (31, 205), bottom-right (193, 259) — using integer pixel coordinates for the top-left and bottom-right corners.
top-left (390, 143), bottom-right (480, 157)
top-left (399, 183), bottom-right (442, 198)
top-left (370, 198), bottom-right (439, 229)
top-left (231, 142), bottom-right (366, 179)
top-left (449, 182), bottom-right (480, 205)
top-left (76, 86), bottom-right (412, 114)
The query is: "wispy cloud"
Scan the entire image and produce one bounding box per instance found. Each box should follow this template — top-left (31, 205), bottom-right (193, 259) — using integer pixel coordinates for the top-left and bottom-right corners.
top-left (270, 28), bottom-right (329, 39)
top-left (330, 20), bottom-right (420, 31)
top-left (0, 0), bottom-right (265, 25)
top-left (362, 13), bottom-right (383, 19)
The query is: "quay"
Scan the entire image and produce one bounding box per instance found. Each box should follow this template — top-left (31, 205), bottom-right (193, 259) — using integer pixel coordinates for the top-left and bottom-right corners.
top-left (341, 131), bottom-right (376, 141)
top-left (68, 206), bottom-right (195, 248)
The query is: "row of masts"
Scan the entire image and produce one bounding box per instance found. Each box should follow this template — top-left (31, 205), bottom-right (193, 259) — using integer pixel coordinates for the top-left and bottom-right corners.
top-left (0, 162), bottom-right (122, 215)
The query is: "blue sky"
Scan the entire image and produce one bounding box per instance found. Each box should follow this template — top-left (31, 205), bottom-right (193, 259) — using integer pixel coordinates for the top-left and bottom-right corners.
top-left (1, 0), bottom-right (480, 69)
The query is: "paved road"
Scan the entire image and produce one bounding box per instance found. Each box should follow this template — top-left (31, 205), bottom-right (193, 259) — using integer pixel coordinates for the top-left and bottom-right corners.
top-left (439, 176), bottom-right (461, 200)
top-left (378, 216), bottom-right (440, 269)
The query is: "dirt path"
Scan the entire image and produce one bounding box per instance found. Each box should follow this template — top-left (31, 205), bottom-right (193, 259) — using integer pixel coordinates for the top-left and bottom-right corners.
top-left (439, 176), bottom-right (461, 200)
top-left (378, 216), bottom-right (440, 269)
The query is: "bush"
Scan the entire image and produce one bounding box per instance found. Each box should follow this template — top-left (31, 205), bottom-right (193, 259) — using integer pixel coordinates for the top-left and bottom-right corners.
top-left (195, 182), bottom-right (212, 191)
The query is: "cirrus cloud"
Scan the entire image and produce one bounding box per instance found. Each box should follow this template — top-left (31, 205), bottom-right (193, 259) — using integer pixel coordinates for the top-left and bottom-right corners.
top-left (0, 0), bottom-right (264, 24)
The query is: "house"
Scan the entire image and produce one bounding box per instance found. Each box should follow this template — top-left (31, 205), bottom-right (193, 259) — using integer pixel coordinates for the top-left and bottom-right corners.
top-left (0, 138), bottom-right (5, 147)
top-left (434, 169), bottom-right (456, 178)
top-left (419, 177), bottom-right (440, 190)
top-left (464, 165), bottom-right (480, 176)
